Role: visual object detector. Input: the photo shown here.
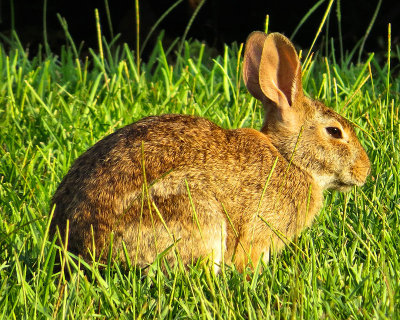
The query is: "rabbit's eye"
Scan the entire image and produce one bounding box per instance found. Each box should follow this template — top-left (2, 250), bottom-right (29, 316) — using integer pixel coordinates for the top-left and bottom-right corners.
top-left (326, 127), bottom-right (343, 139)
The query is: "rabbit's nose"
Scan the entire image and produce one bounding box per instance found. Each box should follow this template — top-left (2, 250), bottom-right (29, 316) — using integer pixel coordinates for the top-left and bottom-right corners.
top-left (352, 149), bottom-right (370, 185)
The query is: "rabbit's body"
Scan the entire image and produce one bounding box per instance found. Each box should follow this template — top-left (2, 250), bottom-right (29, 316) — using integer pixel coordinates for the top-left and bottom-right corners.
top-left (50, 32), bottom-right (370, 271)
top-left (52, 114), bottom-right (322, 270)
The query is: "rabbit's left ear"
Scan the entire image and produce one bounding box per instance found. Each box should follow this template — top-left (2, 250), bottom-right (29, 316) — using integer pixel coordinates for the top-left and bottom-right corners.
top-left (243, 31), bottom-right (268, 101)
top-left (258, 33), bottom-right (303, 109)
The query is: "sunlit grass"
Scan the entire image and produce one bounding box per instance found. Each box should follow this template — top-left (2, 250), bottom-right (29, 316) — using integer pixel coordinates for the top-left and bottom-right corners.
top-left (0, 18), bottom-right (399, 320)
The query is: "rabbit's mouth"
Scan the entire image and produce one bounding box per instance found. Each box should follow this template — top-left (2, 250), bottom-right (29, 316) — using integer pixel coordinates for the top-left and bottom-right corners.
top-left (332, 169), bottom-right (368, 191)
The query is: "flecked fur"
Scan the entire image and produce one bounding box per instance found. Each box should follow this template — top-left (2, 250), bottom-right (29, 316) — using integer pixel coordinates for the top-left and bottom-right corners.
top-left (50, 32), bottom-right (370, 272)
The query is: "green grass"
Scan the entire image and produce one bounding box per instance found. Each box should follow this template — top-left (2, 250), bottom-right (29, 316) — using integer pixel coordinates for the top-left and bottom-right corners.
top-left (0, 22), bottom-right (399, 319)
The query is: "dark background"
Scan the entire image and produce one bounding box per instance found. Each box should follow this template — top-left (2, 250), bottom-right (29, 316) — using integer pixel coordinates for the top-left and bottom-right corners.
top-left (0, 0), bottom-right (398, 59)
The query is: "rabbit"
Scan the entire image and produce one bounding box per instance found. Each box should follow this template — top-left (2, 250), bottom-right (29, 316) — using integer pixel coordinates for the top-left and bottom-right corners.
top-left (50, 31), bottom-right (371, 273)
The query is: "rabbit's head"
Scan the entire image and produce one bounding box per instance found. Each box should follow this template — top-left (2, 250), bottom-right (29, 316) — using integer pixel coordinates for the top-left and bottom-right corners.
top-left (243, 32), bottom-right (370, 191)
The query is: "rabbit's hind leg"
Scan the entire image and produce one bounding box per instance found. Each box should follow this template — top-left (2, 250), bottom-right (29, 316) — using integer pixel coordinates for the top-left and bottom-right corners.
top-left (164, 198), bottom-right (228, 273)
top-left (120, 196), bottom-right (227, 273)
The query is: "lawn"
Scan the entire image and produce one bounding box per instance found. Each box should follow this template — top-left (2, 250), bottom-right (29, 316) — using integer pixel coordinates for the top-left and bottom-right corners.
top-left (0, 12), bottom-right (399, 319)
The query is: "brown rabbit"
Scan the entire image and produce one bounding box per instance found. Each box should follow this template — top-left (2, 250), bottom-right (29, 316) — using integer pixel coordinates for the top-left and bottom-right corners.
top-left (50, 32), bottom-right (370, 272)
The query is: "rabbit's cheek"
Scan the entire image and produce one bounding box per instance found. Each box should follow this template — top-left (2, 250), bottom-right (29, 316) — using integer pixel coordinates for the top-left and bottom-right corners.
top-left (313, 174), bottom-right (335, 190)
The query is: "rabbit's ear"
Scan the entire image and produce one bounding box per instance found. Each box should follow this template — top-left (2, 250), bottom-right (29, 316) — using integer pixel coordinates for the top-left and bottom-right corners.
top-left (259, 33), bottom-right (303, 110)
top-left (243, 31), bottom-right (268, 101)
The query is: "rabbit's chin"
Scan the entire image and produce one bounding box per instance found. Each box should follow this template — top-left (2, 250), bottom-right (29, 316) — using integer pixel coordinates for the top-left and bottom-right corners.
top-left (332, 183), bottom-right (354, 192)
top-left (330, 180), bottom-right (362, 192)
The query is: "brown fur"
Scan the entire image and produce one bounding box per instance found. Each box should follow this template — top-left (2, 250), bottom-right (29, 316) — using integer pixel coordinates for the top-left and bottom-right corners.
top-left (50, 32), bottom-right (370, 272)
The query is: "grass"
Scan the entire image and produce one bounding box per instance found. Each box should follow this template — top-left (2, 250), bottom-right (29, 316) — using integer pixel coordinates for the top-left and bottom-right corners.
top-left (0, 16), bottom-right (399, 320)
